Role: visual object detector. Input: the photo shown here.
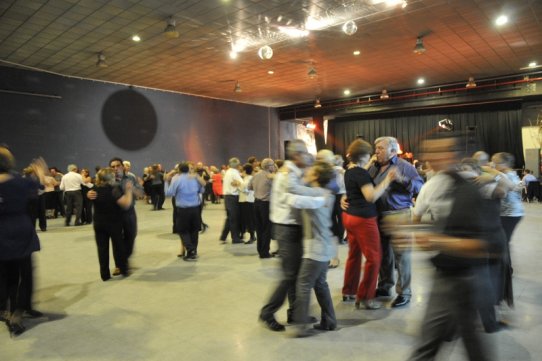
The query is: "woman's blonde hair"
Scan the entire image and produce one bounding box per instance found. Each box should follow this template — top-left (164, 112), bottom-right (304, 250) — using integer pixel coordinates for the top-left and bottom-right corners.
top-left (95, 167), bottom-right (116, 186)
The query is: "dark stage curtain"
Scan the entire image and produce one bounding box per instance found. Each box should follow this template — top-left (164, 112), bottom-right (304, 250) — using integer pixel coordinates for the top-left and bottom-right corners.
top-left (331, 108), bottom-right (525, 167)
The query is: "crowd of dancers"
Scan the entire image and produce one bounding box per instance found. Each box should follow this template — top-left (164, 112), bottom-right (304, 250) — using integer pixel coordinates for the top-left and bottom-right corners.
top-left (0, 134), bottom-right (528, 361)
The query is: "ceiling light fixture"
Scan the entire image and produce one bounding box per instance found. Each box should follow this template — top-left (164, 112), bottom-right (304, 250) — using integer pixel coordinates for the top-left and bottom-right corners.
top-left (342, 20), bottom-right (358, 36)
top-left (278, 26), bottom-right (309, 38)
top-left (131, 34), bottom-right (141, 42)
top-left (353, 50), bottom-right (361, 56)
top-left (466, 76), bottom-right (477, 88)
top-left (307, 67), bottom-right (317, 79)
top-left (380, 89), bottom-right (390, 99)
top-left (229, 51), bottom-right (238, 60)
top-left (529, 61), bottom-right (537, 68)
top-left (413, 37), bottom-right (426, 54)
top-left (257, 45), bottom-right (273, 60)
top-left (232, 38), bottom-right (249, 52)
top-left (314, 98), bottom-right (322, 108)
top-left (343, 89), bottom-right (351, 96)
top-left (306, 121), bottom-right (316, 130)
top-left (96, 52), bottom-right (108, 68)
top-left (417, 77), bottom-right (425, 85)
top-left (495, 15), bottom-right (509, 26)
top-left (234, 81), bottom-right (242, 93)
top-left (267, 70), bottom-right (275, 75)
top-left (164, 17), bottom-right (179, 39)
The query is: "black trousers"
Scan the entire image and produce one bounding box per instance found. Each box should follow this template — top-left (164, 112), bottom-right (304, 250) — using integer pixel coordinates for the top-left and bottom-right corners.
top-left (220, 195), bottom-right (241, 243)
top-left (81, 188), bottom-right (93, 224)
top-left (113, 208), bottom-right (137, 268)
top-left (54, 190), bottom-right (65, 217)
top-left (240, 202), bottom-right (255, 239)
top-left (260, 224), bottom-right (303, 321)
top-left (94, 222), bottom-right (127, 280)
top-left (176, 206), bottom-right (201, 254)
top-left (331, 194), bottom-right (345, 241)
top-left (254, 200), bottom-right (271, 257)
top-left (151, 184), bottom-right (165, 210)
top-left (65, 190), bottom-right (83, 224)
top-left (0, 256), bottom-right (33, 313)
top-left (28, 194), bottom-right (47, 231)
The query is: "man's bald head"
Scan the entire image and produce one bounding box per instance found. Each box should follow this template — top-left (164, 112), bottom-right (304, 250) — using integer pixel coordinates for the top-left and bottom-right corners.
top-left (472, 151), bottom-right (489, 166)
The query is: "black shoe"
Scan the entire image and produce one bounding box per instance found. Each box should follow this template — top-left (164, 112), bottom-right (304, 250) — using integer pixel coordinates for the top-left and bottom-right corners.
top-left (23, 309), bottom-right (43, 318)
top-left (7, 321), bottom-right (26, 336)
top-left (200, 224), bottom-right (208, 234)
top-left (259, 317), bottom-right (285, 332)
top-left (288, 315), bottom-right (317, 324)
top-left (259, 254), bottom-right (272, 259)
top-left (40, 228), bottom-right (47, 232)
top-left (375, 289), bottom-right (391, 298)
top-left (232, 240), bottom-right (244, 244)
top-left (183, 252), bottom-right (198, 261)
top-left (244, 239), bottom-right (256, 244)
top-left (74, 222), bottom-right (83, 226)
top-left (313, 323), bottom-right (336, 331)
top-left (391, 295), bottom-right (410, 308)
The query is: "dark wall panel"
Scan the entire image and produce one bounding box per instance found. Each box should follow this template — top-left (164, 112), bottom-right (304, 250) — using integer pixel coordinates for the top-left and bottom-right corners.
top-left (0, 66), bottom-right (279, 174)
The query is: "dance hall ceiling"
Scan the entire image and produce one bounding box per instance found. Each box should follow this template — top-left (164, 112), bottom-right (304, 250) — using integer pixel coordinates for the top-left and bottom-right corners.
top-left (0, 0), bottom-right (541, 107)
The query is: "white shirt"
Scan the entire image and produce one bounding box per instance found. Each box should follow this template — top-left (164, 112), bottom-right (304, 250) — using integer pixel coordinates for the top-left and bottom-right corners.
top-left (239, 175), bottom-right (254, 203)
top-left (59, 171), bottom-right (84, 191)
top-left (270, 161), bottom-right (326, 225)
top-left (222, 168), bottom-right (243, 196)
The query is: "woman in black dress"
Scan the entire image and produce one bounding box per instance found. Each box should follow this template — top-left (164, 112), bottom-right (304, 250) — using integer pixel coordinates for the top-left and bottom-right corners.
top-left (91, 167), bottom-right (133, 281)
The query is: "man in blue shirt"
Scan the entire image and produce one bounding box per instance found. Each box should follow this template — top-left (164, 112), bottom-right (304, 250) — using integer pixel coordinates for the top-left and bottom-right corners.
top-left (165, 162), bottom-right (205, 261)
top-left (368, 136), bottom-right (424, 308)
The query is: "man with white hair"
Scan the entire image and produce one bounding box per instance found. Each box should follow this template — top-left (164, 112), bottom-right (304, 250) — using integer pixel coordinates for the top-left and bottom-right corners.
top-left (220, 157), bottom-right (243, 244)
top-left (369, 136), bottom-right (423, 308)
top-left (249, 158), bottom-right (276, 258)
top-left (59, 164), bottom-right (85, 226)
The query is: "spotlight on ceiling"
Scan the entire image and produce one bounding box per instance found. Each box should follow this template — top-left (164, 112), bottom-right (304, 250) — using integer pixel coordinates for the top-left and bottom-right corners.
top-left (495, 14), bottom-right (508, 26)
top-left (257, 45), bottom-right (273, 60)
top-left (314, 98), bottom-right (322, 108)
top-left (233, 81), bottom-right (242, 93)
top-left (380, 89), bottom-right (390, 100)
top-left (438, 118), bottom-right (454, 131)
top-left (267, 69), bottom-right (275, 75)
top-left (307, 67), bottom-right (317, 79)
top-left (306, 121), bottom-right (316, 130)
top-left (417, 77), bottom-right (425, 85)
top-left (96, 52), bottom-right (108, 68)
top-left (342, 20), bottom-right (358, 36)
top-left (343, 89), bottom-right (351, 96)
top-left (164, 17), bottom-right (179, 39)
top-left (229, 51), bottom-right (238, 60)
top-left (413, 36), bottom-right (426, 54)
top-left (131, 34), bottom-right (141, 42)
top-left (466, 76), bottom-right (477, 88)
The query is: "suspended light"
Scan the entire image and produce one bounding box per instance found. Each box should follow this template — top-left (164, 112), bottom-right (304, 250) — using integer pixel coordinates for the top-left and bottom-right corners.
top-left (380, 89), bottom-right (390, 100)
top-left (96, 52), bottom-right (108, 68)
top-left (307, 67), bottom-right (317, 79)
top-left (233, 81), bottom-right (242, 93)
top-left (163, 17), bottom-right (179, 39)
top-left (342, 20), bottom-right (358, 36)
top-left (413, 37), bottom-right (426, 54)
top-left (314, 98), bottom-right (322, 108)
top-left (257, 45), bottom-right (273, 60)
top-left (466, 76), bottom-right (477, 88)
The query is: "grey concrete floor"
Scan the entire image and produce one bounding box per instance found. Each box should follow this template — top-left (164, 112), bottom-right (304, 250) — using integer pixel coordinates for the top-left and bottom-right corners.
top-left (2, 200), bottom-right (542, 361)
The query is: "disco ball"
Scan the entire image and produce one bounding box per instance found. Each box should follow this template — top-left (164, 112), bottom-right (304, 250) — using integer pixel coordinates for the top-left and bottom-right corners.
top-left (342, 20), bottom-right (358, 36)
top-left (258, 45), bottom-right (274, 60)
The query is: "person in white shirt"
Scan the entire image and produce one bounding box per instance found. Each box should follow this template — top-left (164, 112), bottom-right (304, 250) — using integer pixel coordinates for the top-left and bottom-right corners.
top-left (59, 164), bottom-right (85, 226)
top-left (259, 139), bottom-right (327, 332)
top-left (239, 163), bottom-right (256, 243)
top-left (219, 157), bottom-right (244, 244)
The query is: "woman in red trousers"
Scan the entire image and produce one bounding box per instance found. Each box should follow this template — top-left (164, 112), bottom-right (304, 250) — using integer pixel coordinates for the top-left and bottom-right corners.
top-left (342, 139), bottom-right (396, 309)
